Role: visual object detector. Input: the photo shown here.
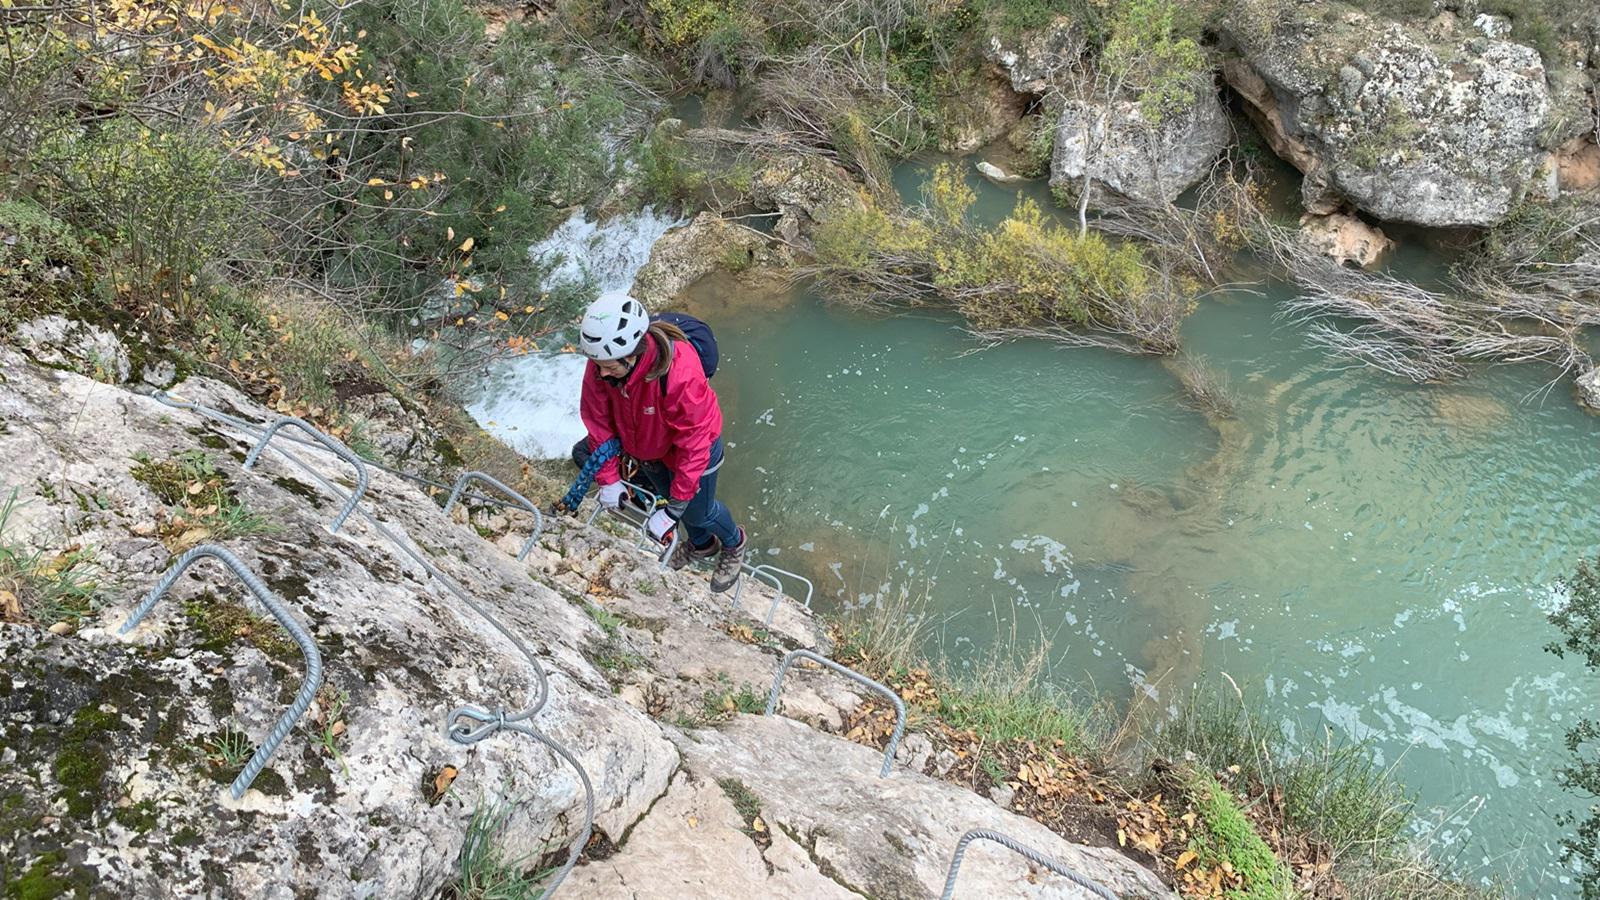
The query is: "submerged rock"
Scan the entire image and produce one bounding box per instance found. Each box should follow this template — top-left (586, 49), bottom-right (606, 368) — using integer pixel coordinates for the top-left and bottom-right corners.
top-left (1218, 3), bottom-right (1588, 227)
top-left (1298, 212), bottom-right (1394, 267)
top-left (1577, 366), bottom-right (1600, 412)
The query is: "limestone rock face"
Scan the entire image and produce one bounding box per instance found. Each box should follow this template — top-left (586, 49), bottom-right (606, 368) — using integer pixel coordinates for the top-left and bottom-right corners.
top-left (15, 314), bottom-right (131, 383)
top-left (748, 153), bottom-right (865, 244)
top-left (1298, 212), bottom-right (1394, 268)
top-left (1219, 4), bottom-right (1586, 226)
top-left (0, 352), bottom-right (677, 899)
top-left (565, 771), bottom-right (863, 898)
top-left (1558, 136), bottom-right (1600, 195)
top-left (340, 389), bottom-right (452, 476)
top-left (986, 18), bottom-right (1083, 96)
top-left (1048, 85), bottom-right (1231, 207)
top-left (672, 715), bottom-right (1176, 900)
top-left (0, 345), bottom-right (1171, 898)
top-left (630, 212), bottom-right (789, 308)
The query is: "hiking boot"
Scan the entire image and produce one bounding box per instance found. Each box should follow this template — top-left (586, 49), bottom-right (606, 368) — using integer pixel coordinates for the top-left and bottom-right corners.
top-left (709, 528), bottom-right (747, 593)
top-left (668, 533), bottom-right (720, 571)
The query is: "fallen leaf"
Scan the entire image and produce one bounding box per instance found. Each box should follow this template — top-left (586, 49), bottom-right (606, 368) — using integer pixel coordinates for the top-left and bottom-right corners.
top-left (1117, 828), bottom-right (1127, 847)
top-left (0, 590), bottom-right (22, 623)
top-left (458, 236), bottom-right (474, 252)
top-left (1175, 850), bottom-right (1197, 870)
top-left (432, 765), bottom-right (458, 800)
top-left (686, 815), bottom-right (699, 828)
top-left (751, 816), bottom-right (766, 833)
top-left (330, 721), bottom-right (346, 738)
top-left (172, 527), bottom-right (212, 551)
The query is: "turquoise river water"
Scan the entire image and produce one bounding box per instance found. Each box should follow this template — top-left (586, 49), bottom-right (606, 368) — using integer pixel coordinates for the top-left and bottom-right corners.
top-left (473, 161), bottom-right (1600, 895)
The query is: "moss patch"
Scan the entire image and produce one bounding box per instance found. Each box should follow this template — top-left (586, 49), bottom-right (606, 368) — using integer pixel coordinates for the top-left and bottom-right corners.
top-left (112, 798), bottom-right (158, 833)
top-left (183, 594), bottom-right (299, 660)
top-left (5, 850), bottom-right (84, 900)
top-left (52, 706), bottom-right (122, 821)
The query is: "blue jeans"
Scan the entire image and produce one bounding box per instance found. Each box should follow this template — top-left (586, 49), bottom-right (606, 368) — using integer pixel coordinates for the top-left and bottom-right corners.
top-left (636, 438), bottom-right (740, 550)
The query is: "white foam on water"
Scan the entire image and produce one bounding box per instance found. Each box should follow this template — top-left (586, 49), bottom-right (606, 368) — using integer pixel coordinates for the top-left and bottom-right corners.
top-left (465, 207), bottom-right (681, 458)
top-left (466, 351), bottom-right (589, 459)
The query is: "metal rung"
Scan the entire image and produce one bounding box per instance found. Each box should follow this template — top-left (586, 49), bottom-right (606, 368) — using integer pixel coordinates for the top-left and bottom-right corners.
top-left (765, 649), bottom-right (905, 778)
top-left (119, 544), bottom-right (323, 800)
top-left (444, 471), bottom-right (545, 560)
top-left (244, 416), bottom-right (368, 534)
top-left (941, 828), bottom-right (1118, 900)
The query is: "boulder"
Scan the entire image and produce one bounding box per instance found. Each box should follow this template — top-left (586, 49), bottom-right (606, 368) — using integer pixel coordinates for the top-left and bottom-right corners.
top-left (15, 314), bottom-right (131, 384)
top-left (1219, 3), bottom-right (1587, 227)
top-left (976, 160), bottom-right (1029, 184)
top-left (1048, 84), bottom-right (1231, 207)
top-left (630, 212), bottom-right (788, 308)
top-left (1298, 212), bottom-right (1395, 267)
top-left (985, 18), bottom-right (1084, 96)
top-left (1577, 366), bottom-right (1600, 412)
top-left (748, 153), bottom-right (866, 245)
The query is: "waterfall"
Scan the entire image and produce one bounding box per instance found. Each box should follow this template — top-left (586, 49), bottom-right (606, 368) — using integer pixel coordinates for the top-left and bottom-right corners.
top-left (464, 206), bottom-right (680, 459)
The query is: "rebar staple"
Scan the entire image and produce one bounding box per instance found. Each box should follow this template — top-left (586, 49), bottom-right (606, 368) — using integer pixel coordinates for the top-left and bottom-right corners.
top-left (149, 392), bottom-right (590, 897)
top-left (119, 544), bottom-right (324, 800)
top-left (243, 416), bottom-right (368, 533)
top-left (940, 828), bottom-right (1119, 900)
top-left (764, 649), bottom-right (905, 778)
top-left (443, 471), bottom-right (545, 560)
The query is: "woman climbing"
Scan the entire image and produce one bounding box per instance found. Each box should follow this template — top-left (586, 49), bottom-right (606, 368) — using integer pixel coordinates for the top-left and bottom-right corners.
top-left (573, 291), bottom-right (747, 592)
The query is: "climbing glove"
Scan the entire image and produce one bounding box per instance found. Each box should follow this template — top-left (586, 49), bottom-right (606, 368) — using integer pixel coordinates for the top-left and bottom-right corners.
top-left (646, 499), bottom-right (689, 543)
top-left (596, 481), bottom-right (626, 510)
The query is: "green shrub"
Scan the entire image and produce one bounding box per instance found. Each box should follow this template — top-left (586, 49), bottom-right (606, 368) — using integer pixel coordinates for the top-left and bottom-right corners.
top-left (40, 120), bottom-right (242, 314)
top-left (1549, 554), bottom-right (1600, 898)
top-left (0, 199), bottom-right (85, 318)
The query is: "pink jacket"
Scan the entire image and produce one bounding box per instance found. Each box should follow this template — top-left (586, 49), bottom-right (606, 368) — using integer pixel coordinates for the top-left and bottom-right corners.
top-left (579, 336), bottom-right (722, 501)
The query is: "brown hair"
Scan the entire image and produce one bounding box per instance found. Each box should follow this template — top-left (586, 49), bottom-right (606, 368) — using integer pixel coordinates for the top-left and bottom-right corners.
top-left (642, 320), bottom-right (688, 382)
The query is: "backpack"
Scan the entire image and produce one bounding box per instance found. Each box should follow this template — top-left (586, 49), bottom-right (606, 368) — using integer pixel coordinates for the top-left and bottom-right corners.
top-left (651, 312), bottom-right (718, 379)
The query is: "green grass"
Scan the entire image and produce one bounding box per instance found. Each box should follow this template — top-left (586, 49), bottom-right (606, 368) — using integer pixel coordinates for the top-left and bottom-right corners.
top-left (583, 603), bottom-right (623, 635)
top-left (203, 725), bottom-right (254, 770)
top-left (1153, 687), bottom-right (1412, 857)
top-left (449, 799), bottom-right (551, 900)
top-left (129, 450), bottom-right (276, 542)
top-left (715, 777), bottom-right (766, 839)
top-left (1183, 768), bottom-right (1296, 899)
top-left (833, 586), bottom-right (1104, 756)
top-left (0, 487), bottom-right (101, 624)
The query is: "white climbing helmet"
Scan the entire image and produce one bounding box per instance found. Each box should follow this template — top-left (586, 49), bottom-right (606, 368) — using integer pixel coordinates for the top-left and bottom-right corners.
top-left (578, 291), bottom-right (648, 361)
